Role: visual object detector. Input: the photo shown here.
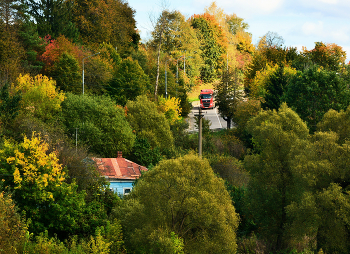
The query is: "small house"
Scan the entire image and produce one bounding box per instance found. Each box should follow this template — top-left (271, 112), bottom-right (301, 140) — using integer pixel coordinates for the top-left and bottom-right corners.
top-left (93, 151), bottom-right (147, 196)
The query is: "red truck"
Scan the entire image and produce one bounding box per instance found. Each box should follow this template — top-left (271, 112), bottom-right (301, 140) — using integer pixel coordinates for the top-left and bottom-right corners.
top-left (199, 89), bottom-right (214, 109)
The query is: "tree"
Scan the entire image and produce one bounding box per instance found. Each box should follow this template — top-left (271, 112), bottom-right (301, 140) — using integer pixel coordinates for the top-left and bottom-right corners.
top-left (128, 136), bottom-right (162, 168)
top-left (244, 46), bottom-right (299, 95)
top-left (302, 42), bottom-right (346, 72)
top-left (39, 35), bottom-right (114, 94)
top-left (232, 98), bottom-right (261, 148)
top-left (261, 64), bottom-right (296, 110)
top-left (18, 21), bottom-right (46, 75)
top-left (117, 153), bottom-right (239, 253)
top-left (157, 96), bottom-right (182, 125)
top-left (258, 31), bottom-right (284, 49)
top-left (317, 106), bottom-right (350, 144)
top-left (190, 13), bottom-right (227, 82)
top-left (0, 191), bottom-right (27, 253)
top-left (83, 53), bottom-right (114, 95)
top-left (71, 0), bottom-right (139, 54)
top-left (205, 2), bottom-right (253, 66)
top-left (226, 13), bottom-right (249, 36)
top-left (107, 57), bottom-right (150, 106)
top-left (61, 93), bottom-right (135, 157)
top-left (126, 95), bottom-right (174, 155)
top-left (286, 131), bottom-right (350, 253)
top-left (0, 82), bottom-right (21, 129)
top-left (39, 35), bottom-right (83, 75)
top-left (168, 12), bottom-right (203, 90)
top-left (244, 103), bottom-right (309, 251)
top-left (51, 52), bottom-right (81, 93)
top-left (12, 73), bottom-right (65, 123)
top-left (150, 10), bottom-right (178, 99)
top-left (0, 0), bottom-right (25, 85)
top-left (0, 133), bottom-right (86, 236)
top-left (283, 66), bottom-right (350, 132)
top-left (22, 0), bottom-right (79, 40)
top-left (215, 68), bottom-right (244, 129)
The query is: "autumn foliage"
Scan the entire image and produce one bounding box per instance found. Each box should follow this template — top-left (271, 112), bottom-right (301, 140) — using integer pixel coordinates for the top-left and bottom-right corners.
top-left (40, 35), bottom-right (83, 73)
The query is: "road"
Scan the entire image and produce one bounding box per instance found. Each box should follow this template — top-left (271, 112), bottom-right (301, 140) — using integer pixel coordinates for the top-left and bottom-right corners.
top-left (187, 101), bottom-right (228, 132)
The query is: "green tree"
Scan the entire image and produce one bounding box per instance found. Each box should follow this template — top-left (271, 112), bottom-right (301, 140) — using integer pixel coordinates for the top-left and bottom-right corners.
top-left (190, 13), bottom-right (227, 82)
top-left (51, 52), bottom-right (81, 93)
top-left (286, 131), bottom-right (350, 253)
top-left (232, 98), bottom-right (261, 148)
top-left (108, 57), bottom-right (150, 106)
top-left (150, 10), bottom-right (178, 99)
top-left (244, 103), bottom-right (309, 251)
top-left (283, 66), bottom-right (350, 132)
top-left (22, 0), bottom-right (79, 40)
top-left (226, 13), bottom-right (249, 36)
top-left (128, 136), bottom-right (162, 168)
top-left (61, 93), bottom-right (135, 157)
top-left (317, 106), bottom-right (350, 144)
top-left (149, 10), bottom-right (202, 91)
top-left (117, 153), bottom-right (239, 254)
top-left (126, 95), bottom-right (174, 155)
top-left (0, 82), bottom-right (21, 129)
top-left (18, 21), bottom-right (46, 74)
top-left (215, 68), bottom-right (244, 129)
top-left (83, 53), bottom-right (113, 95)
top-left (261, 64), bottom-right (291, 110)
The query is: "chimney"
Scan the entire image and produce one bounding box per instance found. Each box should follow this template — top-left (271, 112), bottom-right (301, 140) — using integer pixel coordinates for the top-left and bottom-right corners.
top-left (117, 151), bottom-right (122, 158)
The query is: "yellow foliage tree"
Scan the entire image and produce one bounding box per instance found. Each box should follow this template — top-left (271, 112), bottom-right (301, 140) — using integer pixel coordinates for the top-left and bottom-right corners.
top-left (0, 133), bottom-right (86, 235)
top-left (12, 74), bottom-right (65, 122)
top-left (2, 133), bottom-right (65, 201)
top-left (157, 96), bottom-right (182, 125)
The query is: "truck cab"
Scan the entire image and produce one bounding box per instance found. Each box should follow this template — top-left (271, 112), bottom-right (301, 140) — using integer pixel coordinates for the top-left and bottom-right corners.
top-left (199, 89), bottom-right (214, 109)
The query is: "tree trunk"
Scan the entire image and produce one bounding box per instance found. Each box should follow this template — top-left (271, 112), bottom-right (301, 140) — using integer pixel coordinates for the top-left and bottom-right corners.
top-left (223, 116), bottom-right (231, 129)
top-left (154, 30), bottom-right (163, 100)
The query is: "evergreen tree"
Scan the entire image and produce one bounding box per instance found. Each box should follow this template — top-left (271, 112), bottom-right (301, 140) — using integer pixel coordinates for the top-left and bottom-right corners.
top-left (261, 64), bottom-right (288, 110)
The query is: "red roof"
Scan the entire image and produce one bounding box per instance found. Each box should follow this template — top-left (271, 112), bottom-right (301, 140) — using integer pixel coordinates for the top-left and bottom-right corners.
top-left (93, 154), bottom-right (147, 180)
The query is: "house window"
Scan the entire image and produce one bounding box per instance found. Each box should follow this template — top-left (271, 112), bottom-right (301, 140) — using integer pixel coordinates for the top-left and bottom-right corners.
top-left (123, 188), bottom-right (132, 195)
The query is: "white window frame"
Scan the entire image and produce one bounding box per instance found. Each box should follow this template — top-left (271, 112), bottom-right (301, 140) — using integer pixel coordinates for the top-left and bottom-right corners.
top-left (123, 187), bottom-right (132, 195)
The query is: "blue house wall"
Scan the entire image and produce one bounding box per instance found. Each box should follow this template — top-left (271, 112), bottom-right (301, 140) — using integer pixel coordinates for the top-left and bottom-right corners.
top-left (109, 181), bottom-right (134, 196)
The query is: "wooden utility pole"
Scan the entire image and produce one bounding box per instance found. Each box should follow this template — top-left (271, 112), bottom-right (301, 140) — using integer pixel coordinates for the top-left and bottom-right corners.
top-left (195, 107), bottom-right (204, 157)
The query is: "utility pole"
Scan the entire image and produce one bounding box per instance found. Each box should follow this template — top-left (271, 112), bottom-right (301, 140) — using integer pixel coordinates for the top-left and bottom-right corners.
top-left (194, 107), bottom-right (204, 157)
top-left (176, 55), bottom-right (184, 98)
top-left (165, 59), bottom-right (168, 99)
top-left (75, 128), bottom-right (78, 153)
top-left (82, 52), bottom-right (100, 95)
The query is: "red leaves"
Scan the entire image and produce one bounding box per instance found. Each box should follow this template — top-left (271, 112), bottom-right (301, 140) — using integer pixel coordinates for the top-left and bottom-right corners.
top-left (39, 35), bottom-right (83, 73)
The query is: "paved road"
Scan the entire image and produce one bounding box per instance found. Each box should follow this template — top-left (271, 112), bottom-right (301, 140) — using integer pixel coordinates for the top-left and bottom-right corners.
top-left (187, 101), bottom-right (228, 132)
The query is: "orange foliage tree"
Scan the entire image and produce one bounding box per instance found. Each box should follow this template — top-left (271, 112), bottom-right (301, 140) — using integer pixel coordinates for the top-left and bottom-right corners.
top-left (302, 42), bottom-right (347, 71)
